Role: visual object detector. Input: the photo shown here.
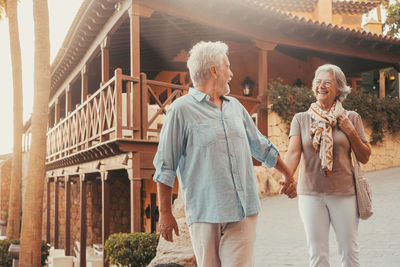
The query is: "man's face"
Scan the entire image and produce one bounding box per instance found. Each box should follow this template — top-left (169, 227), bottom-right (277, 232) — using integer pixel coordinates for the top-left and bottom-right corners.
top-left (216, 55), bottom-right (233, 96)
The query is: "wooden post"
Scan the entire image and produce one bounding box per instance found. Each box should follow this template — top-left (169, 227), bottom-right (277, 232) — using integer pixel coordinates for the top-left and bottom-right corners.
top-left (254, 40), bottom-right (276, 137)
top-left (65, 175), bottom-right (71, 256)
top-left (101, 37), bottom-right (110, 85)
top-left (81, 65), bottom-right (88, 103)
top-left (66, 85), bottom-right (71, 115)
top-left (258, 49), bottom-right (268, 136)
top-left (55, 99), bottom-right (60, 125)
top-left (398, 72), bottom-right (400, 98)
top-left (115, 68), bottom-right (123, 139)
top-left (79, 174), bottom-right (87, 267)
top-left (127, 152), bottom-right (142, 232)
top-left (129, 3), bottom-right (142, 139)
top-left (54, 177), bottom-right (59, 248)
top-left (379, 70), bottom-right (385, 99)
top-left (101, 172), bottom-right (110, 267)
top-left (140, 73), bottom-right (148, 139)
top-left (46, 177), bottom-right (51, 243)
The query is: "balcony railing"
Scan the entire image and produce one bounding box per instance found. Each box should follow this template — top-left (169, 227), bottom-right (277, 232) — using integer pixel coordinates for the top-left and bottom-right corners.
top-left (46, 68), bottom-right (261, 165)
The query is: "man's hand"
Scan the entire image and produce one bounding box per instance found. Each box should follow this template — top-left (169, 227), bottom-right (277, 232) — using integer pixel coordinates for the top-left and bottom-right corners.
top-left (279, 176), bottom-right (297, 199)
top-left (159, 211), bottom-right (180, 242)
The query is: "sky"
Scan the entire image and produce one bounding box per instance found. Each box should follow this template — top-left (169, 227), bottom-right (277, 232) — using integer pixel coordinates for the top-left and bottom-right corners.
top-left (0, 0), bottom-right (83, 155)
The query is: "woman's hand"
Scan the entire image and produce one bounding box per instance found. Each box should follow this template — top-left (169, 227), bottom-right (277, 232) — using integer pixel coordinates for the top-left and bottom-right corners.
top-left (279, 176), bottom-right (297, 199)
top-left (337, 114), bottom-right (355, 136)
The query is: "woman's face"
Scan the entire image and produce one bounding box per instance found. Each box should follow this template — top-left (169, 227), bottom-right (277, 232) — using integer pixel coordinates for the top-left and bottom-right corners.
top-left (313, 71), bottom-right (340, 108)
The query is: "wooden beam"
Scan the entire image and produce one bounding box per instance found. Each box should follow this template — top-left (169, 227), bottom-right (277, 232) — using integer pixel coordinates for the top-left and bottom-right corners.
top-left (79, 174), bottom-right (87, 267)
top-left (101, 172), bottom-right (111, 267)
top-left (65, 176), bottom-right (71, 256)
top-left (54, 178), bottom-right (59, 248)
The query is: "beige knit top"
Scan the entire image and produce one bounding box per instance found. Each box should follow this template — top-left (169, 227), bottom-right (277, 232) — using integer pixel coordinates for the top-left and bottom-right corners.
top-left (289, 111), bottom-right (368, 195)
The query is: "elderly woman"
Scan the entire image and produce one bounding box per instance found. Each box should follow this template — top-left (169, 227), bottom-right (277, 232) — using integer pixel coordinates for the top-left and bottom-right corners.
top-left (285, 64), bottom-right (371, 267)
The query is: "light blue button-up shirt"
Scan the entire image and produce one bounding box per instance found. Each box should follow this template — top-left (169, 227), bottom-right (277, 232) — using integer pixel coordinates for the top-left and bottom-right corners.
top-left (153, 88), bottom-right (279, 225)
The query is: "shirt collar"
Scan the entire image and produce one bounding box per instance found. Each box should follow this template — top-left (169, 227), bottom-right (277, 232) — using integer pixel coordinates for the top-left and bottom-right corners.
top-left (189, 87), bottom-right (230, 103)
top-left (189, 88), bottom-right (208, 102)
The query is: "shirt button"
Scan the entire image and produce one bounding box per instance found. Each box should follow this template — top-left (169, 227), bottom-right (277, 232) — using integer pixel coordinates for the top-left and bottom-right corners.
top-left (233, 170), bottom-right (237, 174)
top-left (236, 186), bottom-right (241, 191)
top-left (230, 152), bottom-right (233, 157)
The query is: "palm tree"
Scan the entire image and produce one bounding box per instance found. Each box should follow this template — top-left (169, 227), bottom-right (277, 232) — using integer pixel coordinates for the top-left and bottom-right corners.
top-left (19, 0), bottom-right (50, 265)
top-left (0, 0), bottom-right (24, 240)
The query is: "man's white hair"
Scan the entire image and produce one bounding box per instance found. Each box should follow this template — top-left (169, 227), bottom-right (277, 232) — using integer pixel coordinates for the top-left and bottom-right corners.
top-left (313, 64), bottom-right (351, 102)
top-left (187, 41), bottom-right (229, 87)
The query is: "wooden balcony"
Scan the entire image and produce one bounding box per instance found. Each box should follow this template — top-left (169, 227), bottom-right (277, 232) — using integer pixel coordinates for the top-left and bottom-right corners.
top-left (46, 68), bottom-right (262, 170)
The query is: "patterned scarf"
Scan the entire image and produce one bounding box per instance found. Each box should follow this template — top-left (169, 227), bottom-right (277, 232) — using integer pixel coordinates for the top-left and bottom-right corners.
top-left (308, 101), bottom-right (345, 176)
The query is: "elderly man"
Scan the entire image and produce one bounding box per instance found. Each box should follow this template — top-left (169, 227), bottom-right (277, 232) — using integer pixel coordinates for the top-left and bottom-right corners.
top-left (153, 41), bottom-right (296, 267)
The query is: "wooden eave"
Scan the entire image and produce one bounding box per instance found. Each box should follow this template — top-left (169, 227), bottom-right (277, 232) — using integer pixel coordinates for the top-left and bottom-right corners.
top-left (137, 0), bottom-right (400, 69)
top-left (50, 0), bottom-right (117, 96)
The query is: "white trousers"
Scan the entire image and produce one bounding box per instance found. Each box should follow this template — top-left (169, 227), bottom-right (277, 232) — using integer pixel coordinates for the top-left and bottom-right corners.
top-left (188, 215), bottom-right (258, 267)
top-left (298, 195), bottom-right (360, 267)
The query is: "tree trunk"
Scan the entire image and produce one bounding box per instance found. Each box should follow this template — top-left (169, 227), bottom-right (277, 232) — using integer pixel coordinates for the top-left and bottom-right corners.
top-left (5, 0), bottom-right (23, 240)
top-left (19, 0), bottom-right (50, 266)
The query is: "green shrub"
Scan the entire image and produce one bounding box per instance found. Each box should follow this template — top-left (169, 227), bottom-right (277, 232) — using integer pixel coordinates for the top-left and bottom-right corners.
top-left (0, 239), bottom-right (19, 267)
top-left (0, 239), bottom-right (50, 267)
top-left (266, 80), bottom-right (400, 144)
top-left (105, 232), bottom-right (160, 267)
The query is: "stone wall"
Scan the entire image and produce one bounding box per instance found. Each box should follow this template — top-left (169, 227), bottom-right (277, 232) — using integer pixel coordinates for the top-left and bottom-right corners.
top-left (0, 158), bottom-right (11, 235)
top-left (267, 111), bottom-right (400, 174)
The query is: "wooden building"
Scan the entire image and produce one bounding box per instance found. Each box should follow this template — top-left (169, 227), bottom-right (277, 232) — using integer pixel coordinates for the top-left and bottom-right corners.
top-left (16, 0), bottom-right (400, 266)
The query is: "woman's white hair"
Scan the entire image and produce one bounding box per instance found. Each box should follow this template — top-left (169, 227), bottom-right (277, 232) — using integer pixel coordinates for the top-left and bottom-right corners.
top-left (187, 41), bottom-right (228, 87)
top-left (313, 64), bottom-right (351, 102)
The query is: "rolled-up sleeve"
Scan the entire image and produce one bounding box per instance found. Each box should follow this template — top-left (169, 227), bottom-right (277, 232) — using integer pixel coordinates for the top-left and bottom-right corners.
top-left (241, 104), bottom-right (279, 168)
top-left (153, 106), bottom-right (185, 187)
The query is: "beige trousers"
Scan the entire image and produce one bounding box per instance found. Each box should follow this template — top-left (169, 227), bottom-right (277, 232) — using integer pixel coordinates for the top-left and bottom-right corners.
top-left (188, 215), bottom-right (258, 267)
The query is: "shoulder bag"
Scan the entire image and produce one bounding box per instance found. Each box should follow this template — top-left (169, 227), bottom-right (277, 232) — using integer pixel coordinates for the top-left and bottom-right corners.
top-left (351, 151), bottom-right (373, 220)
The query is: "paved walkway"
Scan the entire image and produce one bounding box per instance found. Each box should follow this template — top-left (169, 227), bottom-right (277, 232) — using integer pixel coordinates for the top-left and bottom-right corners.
top-left (254, 167), bottom-right (400, 267)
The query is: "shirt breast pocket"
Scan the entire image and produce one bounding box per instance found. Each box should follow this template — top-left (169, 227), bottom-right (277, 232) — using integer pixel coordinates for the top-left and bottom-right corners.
top-left (225, 117), bottom-right (246, 139)
top-left (192, 122), bottom-right (218, 147)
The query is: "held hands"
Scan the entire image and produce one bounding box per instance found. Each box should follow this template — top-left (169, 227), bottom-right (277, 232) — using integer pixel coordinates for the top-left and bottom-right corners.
top-left (279, 176), bottom-right (297, 199)
top-left (158, 211), bottom-right (180, 242)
